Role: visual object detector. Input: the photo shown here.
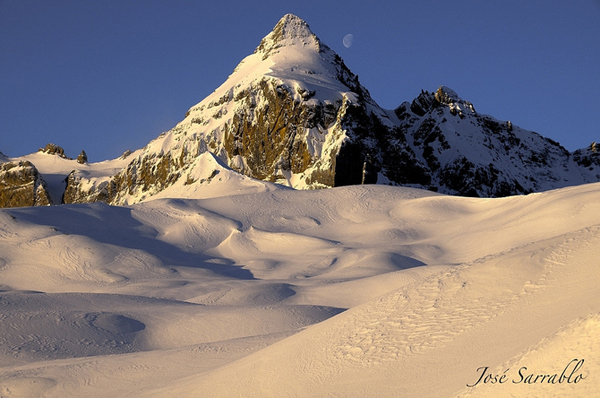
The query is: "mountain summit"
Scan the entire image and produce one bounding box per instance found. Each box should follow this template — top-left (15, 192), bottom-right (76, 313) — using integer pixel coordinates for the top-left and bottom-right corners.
top-left (58, 13), bottom-right (388, 205)
top-left (1, 14), bottom-right (598, 207)
top-left (255, 13), bottom-right (322, 57)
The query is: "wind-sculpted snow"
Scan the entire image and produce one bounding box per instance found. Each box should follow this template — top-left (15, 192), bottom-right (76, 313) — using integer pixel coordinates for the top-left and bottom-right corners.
top-left (1, 182), bottom-right (600, 396)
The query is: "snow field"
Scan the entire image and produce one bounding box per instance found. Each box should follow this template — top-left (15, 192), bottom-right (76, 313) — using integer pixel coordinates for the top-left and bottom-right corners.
top-left (0, 182), bottom-right (599, 396)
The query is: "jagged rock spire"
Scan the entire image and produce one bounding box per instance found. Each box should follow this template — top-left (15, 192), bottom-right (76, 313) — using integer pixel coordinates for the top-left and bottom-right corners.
top-left (77, 150), bottom-right (88, 164)
top-left (434, 86), bottom-right (461, 104)
top-left (255, 14), bottom-right (324, 58)
top-left (272, 14), bottom-right (314, 39)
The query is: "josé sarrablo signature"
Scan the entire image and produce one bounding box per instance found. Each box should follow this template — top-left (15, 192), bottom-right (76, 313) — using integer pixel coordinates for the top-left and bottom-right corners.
top-left (467, 359), bottom-right (586, 387)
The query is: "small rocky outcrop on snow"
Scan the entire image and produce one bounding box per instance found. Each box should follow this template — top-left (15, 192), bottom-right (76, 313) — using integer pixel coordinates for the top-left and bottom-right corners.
top-left (62, 170), bottom-right (114, 204)
top-left (39, 143), bottom-right (70, 159)
top-left (76, 150), bottom-right (88, 164)
top-left (0, 160), bottom-right (52, 207)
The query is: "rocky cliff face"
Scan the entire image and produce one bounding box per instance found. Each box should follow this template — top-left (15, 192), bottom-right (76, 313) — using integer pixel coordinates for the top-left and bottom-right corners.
top-left (3, 14), bottom-right (599, 207)
top-left (389, 86), bottom-right (597, 196)
top-left (39, 143), bottom-right (70, 159)
top-left (572, 142), bottom-right (600, 169)
top-left (0, 160), bottom-right (52, 207)
top-left (63, 13), bottom-right (398, 205)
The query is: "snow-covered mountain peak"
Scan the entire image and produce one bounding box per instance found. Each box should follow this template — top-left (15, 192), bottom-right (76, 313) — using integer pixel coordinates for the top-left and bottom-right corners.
top-left (66, 13), bottom-right (389, 204)
top-left (254, 14), bottom-right (323, 59)
top-left (185, 13), bottom-right (359, 121)
top-left (434, 86), bottom-right (475, 113)
top-left (405, 85), bottom-right (476, 118)
top-left (434, 85), bottom-right (460, 103)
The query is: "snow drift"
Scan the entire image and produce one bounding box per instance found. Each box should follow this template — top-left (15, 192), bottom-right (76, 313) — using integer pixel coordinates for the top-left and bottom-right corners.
top-left (1, 180), bottom-right (599, 396)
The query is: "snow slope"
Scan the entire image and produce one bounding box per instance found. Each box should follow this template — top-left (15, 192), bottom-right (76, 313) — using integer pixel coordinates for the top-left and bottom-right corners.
top-left (1, 181), bottom-right (599, 397)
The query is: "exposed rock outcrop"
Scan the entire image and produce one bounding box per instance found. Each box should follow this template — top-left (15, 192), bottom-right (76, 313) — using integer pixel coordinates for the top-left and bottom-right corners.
top-left (0, 160), bottom-right (52, 207)
top-left (77, 150), bottom-right (88, 164)
top-left (572, 142), bottom-right (600, 170)
top-left (62, 170), bottom-right (113, 204)
top-left (39, 143), bottom-right (70, 159)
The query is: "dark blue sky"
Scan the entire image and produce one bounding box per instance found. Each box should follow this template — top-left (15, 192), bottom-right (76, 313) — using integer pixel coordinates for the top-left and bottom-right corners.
top-left (1, 0), bottom-right (599, 162)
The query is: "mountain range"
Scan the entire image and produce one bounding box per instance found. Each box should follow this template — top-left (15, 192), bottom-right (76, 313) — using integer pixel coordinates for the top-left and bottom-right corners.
top-left (1, 13), bottom-right (598, 208)
top-left (2, 14), bottom-right (600, 397)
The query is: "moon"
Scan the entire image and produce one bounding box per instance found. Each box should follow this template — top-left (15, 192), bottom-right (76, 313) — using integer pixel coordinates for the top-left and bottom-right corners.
top-left (343, 34), bottom-right (354, 49)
